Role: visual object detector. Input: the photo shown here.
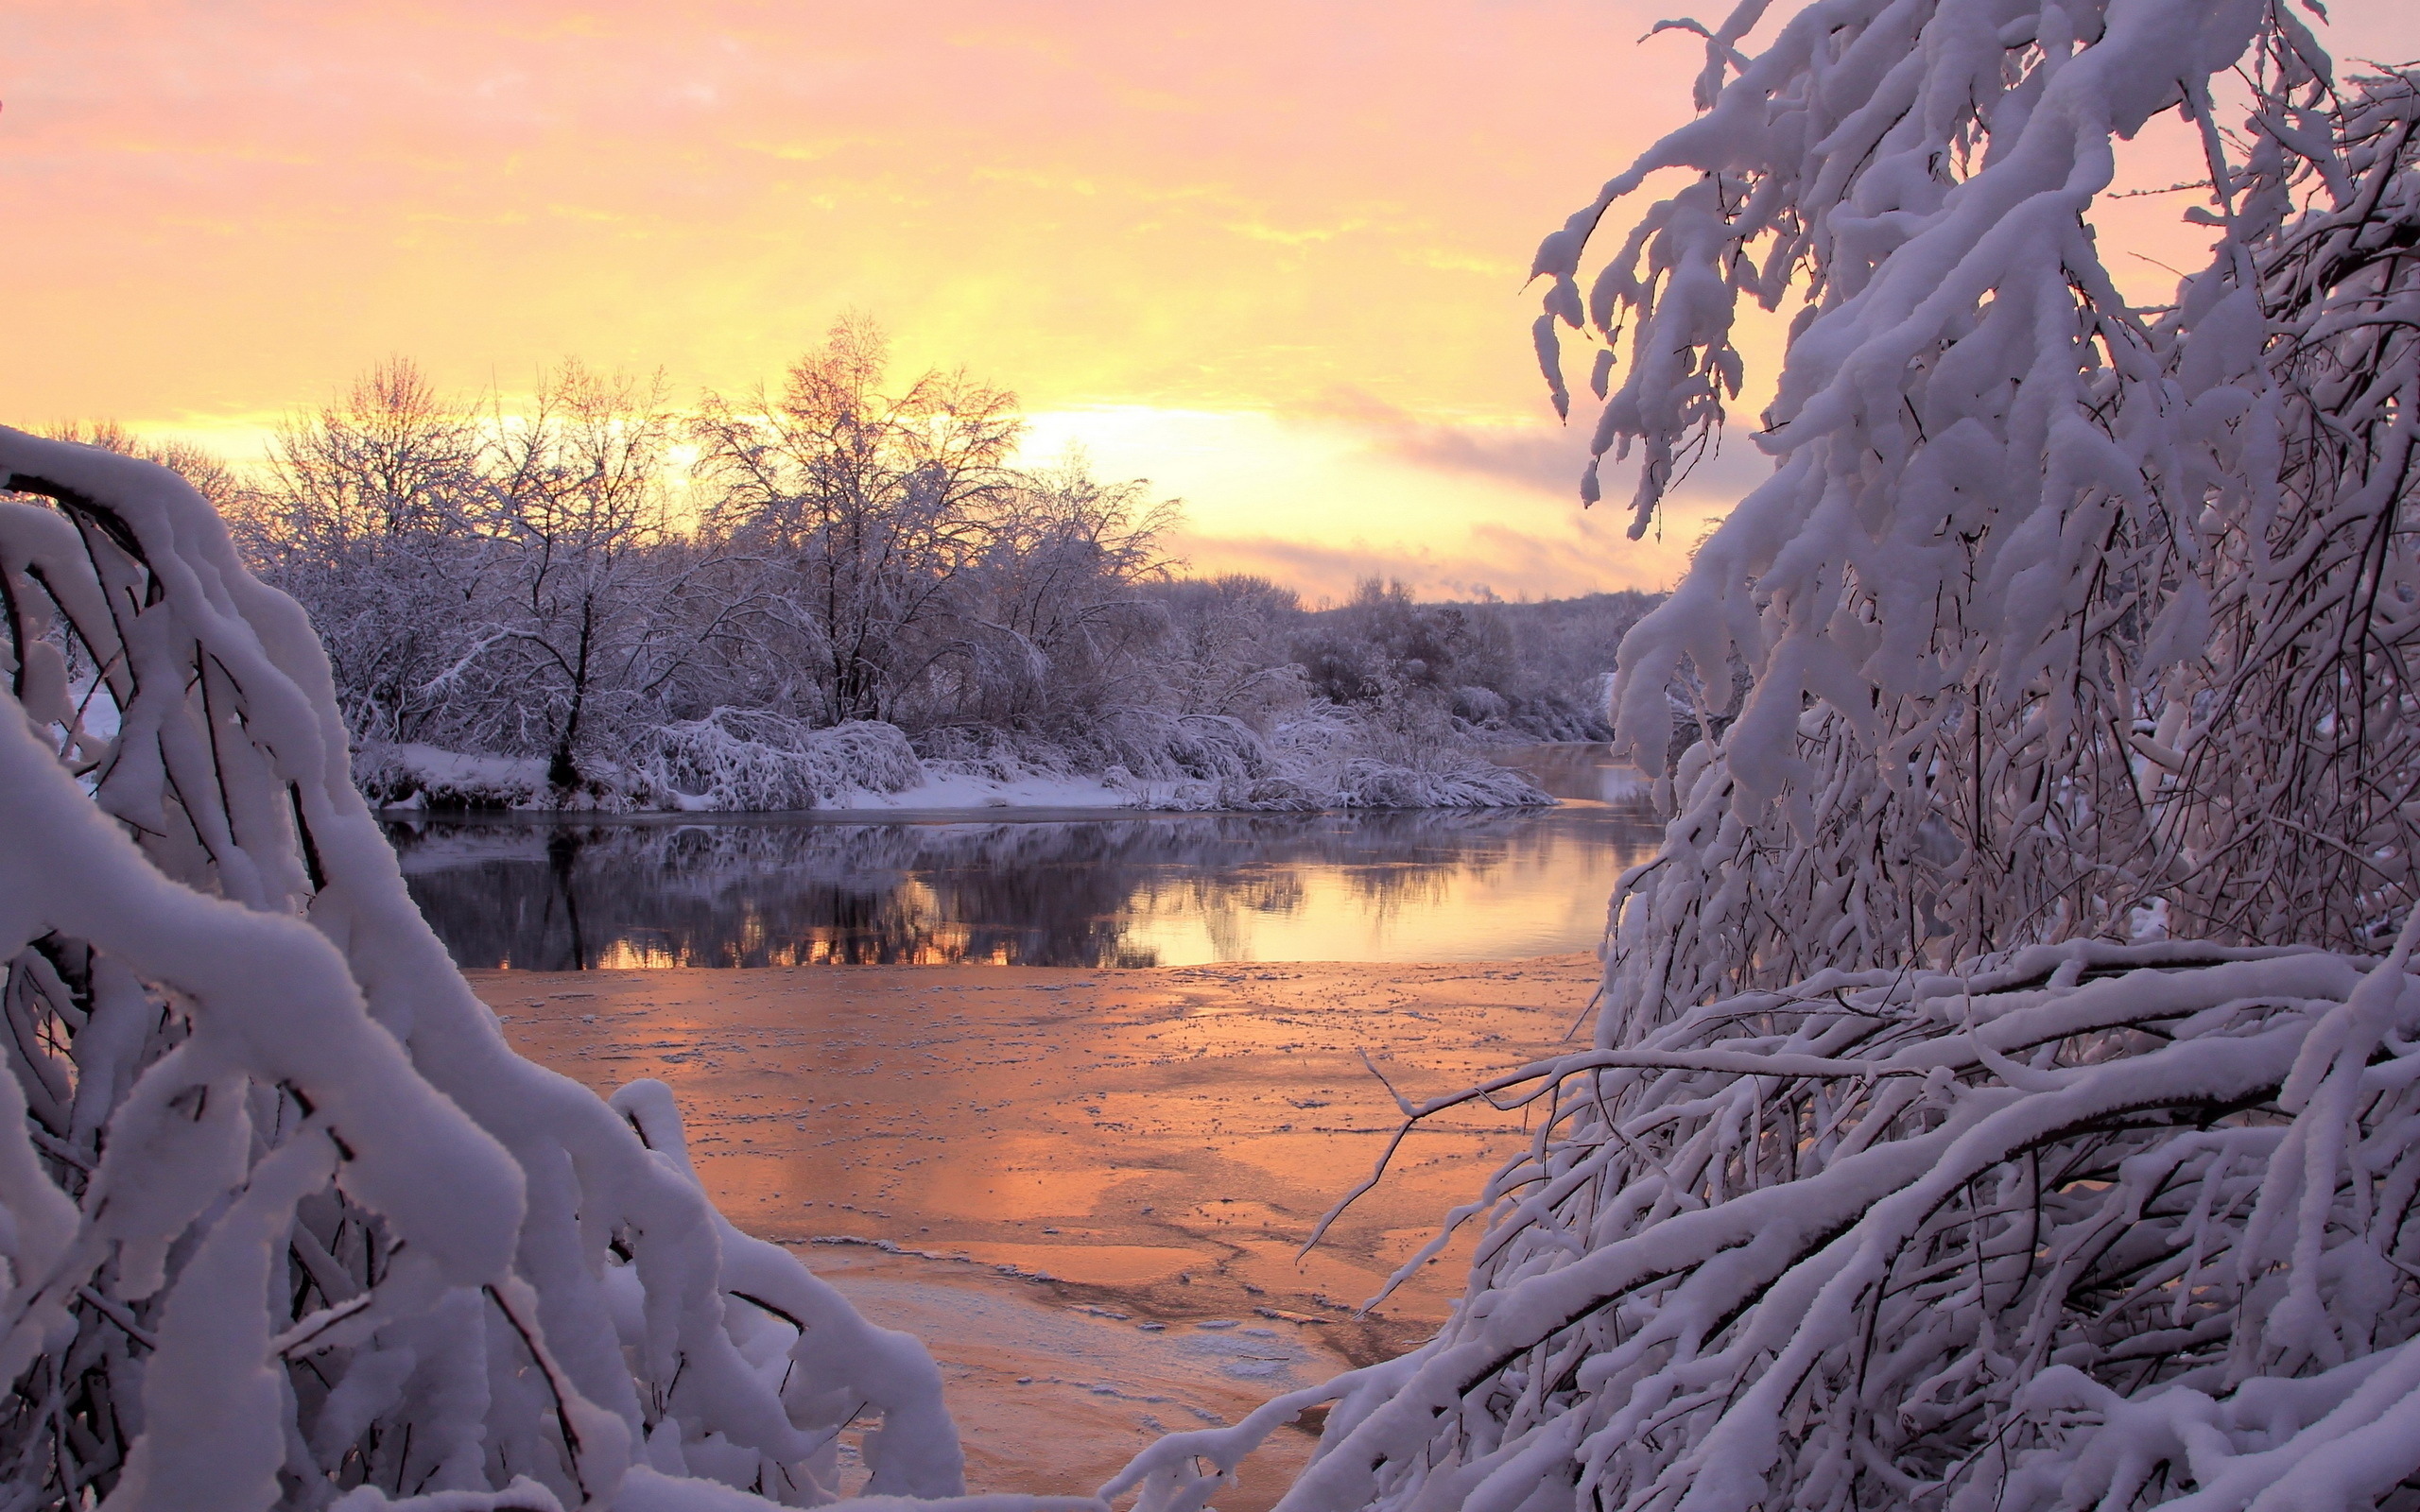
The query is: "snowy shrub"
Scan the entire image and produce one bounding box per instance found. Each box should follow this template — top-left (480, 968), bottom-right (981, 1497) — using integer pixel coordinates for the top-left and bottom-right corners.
top-left (915, 708), bottom-right (1552, 813)
top-left (1273, 703), bottom-right (1555, 812)
top-left (629, 712), bottom-right (924, 812)
top-left (0, 432), bottom-right (977, 1507)
top-left (1448, 685), bottom-right (1510, 729)
top-left (1330, 758), bottom-right (1549, 811)
top-left (1095, 711), bottom-right (1279, 788)
top-left (1090, 707), bottom-right (1554, 812)
top-left (907, 723), bottom-right (1077, 787)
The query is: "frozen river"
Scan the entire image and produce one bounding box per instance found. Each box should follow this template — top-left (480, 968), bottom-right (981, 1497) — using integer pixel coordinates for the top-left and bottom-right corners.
top-left (386, 744), bottom-right (1659, 970)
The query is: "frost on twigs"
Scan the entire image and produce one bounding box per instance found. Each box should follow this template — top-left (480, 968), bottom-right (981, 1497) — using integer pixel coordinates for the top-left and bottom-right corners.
top-left (0, 430), bottom-right (971, 1507)
top-left (1270, 935), bottom-right (2420, 1512)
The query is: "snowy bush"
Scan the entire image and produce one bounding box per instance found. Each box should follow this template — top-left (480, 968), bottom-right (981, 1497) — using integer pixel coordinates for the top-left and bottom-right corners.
top-left (910, 707), bottom-right (1552, 813)
top-left (628, 713), bottom-right (924, 812)
top-left (0, 431), bottom-right (980, 1508)
top-left (1325, 757), bottom-right (1548, 811)
top-left (1085, 707), bottom-right (1554, 813)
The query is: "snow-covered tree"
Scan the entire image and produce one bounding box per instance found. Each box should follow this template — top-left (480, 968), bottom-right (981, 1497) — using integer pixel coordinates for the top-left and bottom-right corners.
top-left (1147, 575), bottom-right (1310, 726)
top-left (469, 362), bottom-right (720, 791)
top-left (234, 360), bottom-right (496, 753)
top-left (933, 454), bottom-right (1177, 734)
top-left (1555, 0), bottom-right (2418, 1016)
top-left (1198, 6), bottom-right (2420, 1511)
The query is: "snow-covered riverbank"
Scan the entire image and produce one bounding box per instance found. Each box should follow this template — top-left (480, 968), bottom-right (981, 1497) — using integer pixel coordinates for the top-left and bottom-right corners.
top-left (361, 708), bottom-right (1557, 815)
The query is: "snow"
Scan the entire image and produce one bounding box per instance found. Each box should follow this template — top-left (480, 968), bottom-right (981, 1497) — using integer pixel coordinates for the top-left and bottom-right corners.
top-left (359, 741), bottom-right (554, 809)
top-left (829, 771), bottom-right (1136, 813)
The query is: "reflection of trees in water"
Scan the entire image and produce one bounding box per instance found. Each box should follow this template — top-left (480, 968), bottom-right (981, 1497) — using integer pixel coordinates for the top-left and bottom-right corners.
top-left (385, 804), bottom-right (1659, 970)
top-left (1140, 822), bottom-right (1526, 955)
top-left (1316, 811), bottom-right (1606, 928)
top-left (1489, 743), bottom-right (1646, 805)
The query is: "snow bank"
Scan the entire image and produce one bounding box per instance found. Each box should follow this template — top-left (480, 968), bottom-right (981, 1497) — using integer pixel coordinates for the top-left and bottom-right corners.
top-left (358, 741), bottom-right (553, 809)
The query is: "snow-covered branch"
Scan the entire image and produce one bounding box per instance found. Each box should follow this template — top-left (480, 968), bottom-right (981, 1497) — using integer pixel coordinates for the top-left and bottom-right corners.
top-left (1272, 936), bottom-right (2420, 1512)
top-left (1526, 0), bottom-right (2418, 1019)
top-left (0, 432), bottom-right (971, 1507)
top-left (1253, 8), bottom-right (2420, 1510)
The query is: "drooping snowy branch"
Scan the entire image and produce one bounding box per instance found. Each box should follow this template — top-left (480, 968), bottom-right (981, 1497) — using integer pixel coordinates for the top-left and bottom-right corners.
top-left (0, 430), bottom-right (978, 1507)
top-left (1263, 936), bottom-right (2420, 1512)
top-left (1224, 8), bottom-right (2420, 1512)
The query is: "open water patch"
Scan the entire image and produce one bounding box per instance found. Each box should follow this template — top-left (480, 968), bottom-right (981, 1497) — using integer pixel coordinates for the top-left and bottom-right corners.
top-left (388, 745), bottom-right (1657, 969)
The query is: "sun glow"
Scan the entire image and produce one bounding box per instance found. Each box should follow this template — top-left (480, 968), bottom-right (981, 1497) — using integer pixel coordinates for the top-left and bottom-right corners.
top-left (5, 0), bottom-right (2407, 598)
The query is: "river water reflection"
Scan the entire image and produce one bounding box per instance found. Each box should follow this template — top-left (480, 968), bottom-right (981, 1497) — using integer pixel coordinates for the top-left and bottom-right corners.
top-left (386, 744), bottom-right (1660, 969)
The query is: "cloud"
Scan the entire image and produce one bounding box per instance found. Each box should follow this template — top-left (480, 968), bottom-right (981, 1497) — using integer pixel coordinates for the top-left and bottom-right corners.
top-left (1167, 506), bottom-right (1687, 606)
top-left (26, 0), bottom-right (2392, 577)
top-left (1299, 386), bottom-right (1779, 516)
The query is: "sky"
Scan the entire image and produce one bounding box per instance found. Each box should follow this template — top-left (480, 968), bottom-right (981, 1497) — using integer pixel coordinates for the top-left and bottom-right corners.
top-left (3, 2), bottom-right (2408, 603)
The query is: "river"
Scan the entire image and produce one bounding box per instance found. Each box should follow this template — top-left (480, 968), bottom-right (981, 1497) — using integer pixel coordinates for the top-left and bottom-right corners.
top-left (385, 743), bottom-right (1660, 970)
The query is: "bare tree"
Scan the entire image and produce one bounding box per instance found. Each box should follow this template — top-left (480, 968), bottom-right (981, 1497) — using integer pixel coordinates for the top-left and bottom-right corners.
top-left (471, 361), bottom-right (708, 789)
top-left (693, 315), bottom-right (1023, 725)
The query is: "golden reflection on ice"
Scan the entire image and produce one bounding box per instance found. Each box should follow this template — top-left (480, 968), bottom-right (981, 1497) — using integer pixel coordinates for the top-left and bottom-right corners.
top-left (480, 955), bottom-right (1599, 1326)
top-left (1114, 839), bottom-right (1629, 967)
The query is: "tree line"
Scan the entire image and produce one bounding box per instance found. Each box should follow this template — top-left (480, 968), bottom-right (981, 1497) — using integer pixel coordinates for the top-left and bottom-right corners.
top-left (75, 318), bottom-right (1650, 799)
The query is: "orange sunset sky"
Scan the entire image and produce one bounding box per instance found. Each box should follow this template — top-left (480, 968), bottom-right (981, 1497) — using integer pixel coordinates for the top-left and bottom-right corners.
top-left (4, 2), bottom-right (2409, 601)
